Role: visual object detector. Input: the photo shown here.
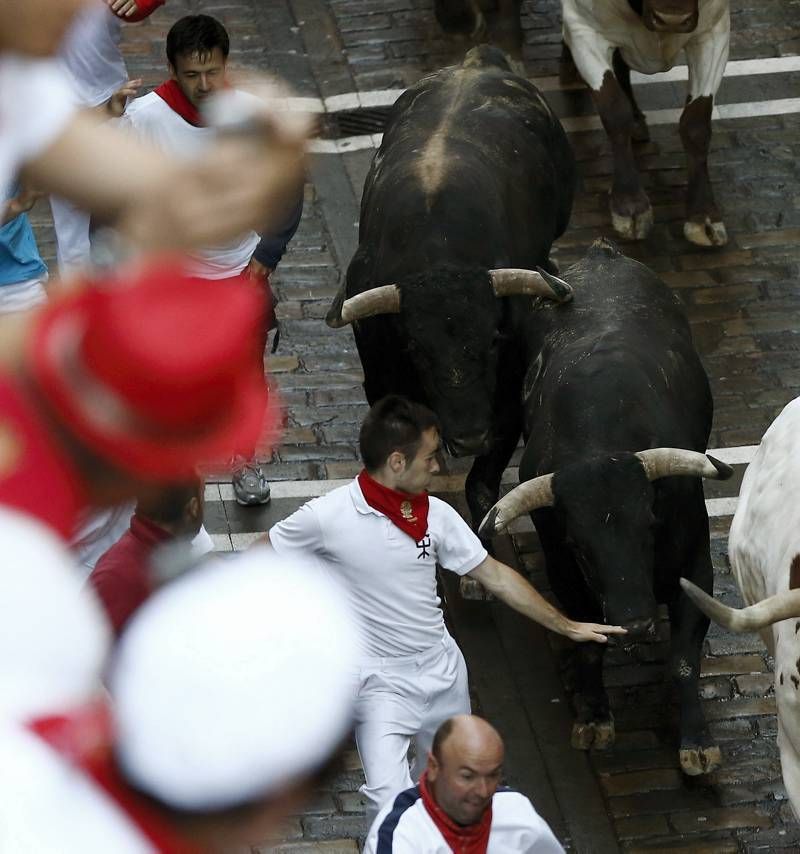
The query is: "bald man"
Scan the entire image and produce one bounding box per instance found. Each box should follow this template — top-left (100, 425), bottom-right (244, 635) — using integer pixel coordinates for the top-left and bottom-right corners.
top-left (364, 714), bottom-right (564, 853)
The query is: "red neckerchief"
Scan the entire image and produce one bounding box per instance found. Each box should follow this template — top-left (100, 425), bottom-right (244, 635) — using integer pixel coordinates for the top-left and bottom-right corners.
top-left (357, 469), bottom-right (429, 542)
top-left (27, 702), bottom-right (200, 854)
top-left (154, 80), bottom-right (203, 127)
top-left (418, 771), bottom-right (493, 854)
top-left (129, 513), bottom-right (173, 547)
top-left (108, 0), bottom-right (165, 22)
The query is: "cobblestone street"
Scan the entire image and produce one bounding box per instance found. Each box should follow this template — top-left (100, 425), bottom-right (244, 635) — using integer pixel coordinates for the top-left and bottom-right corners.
top-left (28, 0), bottom-right (800, 850)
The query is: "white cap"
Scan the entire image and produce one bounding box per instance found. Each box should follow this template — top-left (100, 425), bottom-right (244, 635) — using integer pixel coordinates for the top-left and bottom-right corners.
top-left (110, 546), bottom-right (361, 811)
top-left (0, 507), bottom-right (110, 720)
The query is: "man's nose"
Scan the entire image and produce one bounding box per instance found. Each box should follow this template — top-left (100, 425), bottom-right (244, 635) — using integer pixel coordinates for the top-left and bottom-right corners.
top-left (431, 458), bottom-right (440, 474)
top-left (199, 74), bottom-right (209, 89)
top-left (475, 778), bottom-right (491, 799)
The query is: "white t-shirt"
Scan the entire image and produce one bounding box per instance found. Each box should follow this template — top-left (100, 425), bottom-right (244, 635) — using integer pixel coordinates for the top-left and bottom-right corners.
top-left (0, 55), bottom-right (76, 205)
top-left (0, 723), bottom-right (154, 853)
top-left (120, 91), bottom-right (260, 279)
top-left (269, 479), bottom-right (487, 658)
top-left (59, 3), bottom-right (127, 108)
top-left (364, 786), bottom-right (565, 854)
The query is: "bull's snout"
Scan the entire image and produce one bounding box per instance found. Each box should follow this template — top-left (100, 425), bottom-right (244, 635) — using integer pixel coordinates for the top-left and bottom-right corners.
top-left (648, 10), bottom-right (696, 32)
top-left (622, 616), bottom-right (656, 640)
top-left (444, 431), bottom-right (491, 458)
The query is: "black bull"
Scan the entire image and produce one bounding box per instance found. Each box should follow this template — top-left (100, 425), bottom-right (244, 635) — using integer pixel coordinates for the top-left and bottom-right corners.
top-left (480, 239), bottom-right (733, 776)
top-left (326, 46), bottom-right (575, 532)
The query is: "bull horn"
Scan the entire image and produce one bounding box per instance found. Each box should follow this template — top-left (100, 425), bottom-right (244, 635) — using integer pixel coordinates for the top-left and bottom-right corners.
top-left (635, 448), bottom-right (733, 482)
top-left (325, 285), bottom-right (401, 329)
top-left (489, 267), bottom-right (572, 302)
top-left (478, 473), bottom-right (554, 537)
top-left (680, 578), bottom-right (800, 632)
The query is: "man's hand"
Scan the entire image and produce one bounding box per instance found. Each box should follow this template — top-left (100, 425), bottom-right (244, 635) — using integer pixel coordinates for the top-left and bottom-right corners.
top-left (1, 186), bottom-right (44, 225)
top-left (105, 0), bottom-right (140, 18)
top-left (564, 621), bottom-right (627, 644)
top-left (246, 256), bottom-right (272, 283)
top-left (107, 78), bottom-right (142, 119)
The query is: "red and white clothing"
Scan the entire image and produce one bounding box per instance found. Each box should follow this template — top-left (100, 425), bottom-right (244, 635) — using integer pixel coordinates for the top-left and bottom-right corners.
top-left (364, 784), bottom-right (565, 854)
top-left (120, 90), bottom-right (260, 280)
top-left (0, 722), bottom-right (155, 853)
top-left (0, 55), bottom-right (75, 209)
top-left (270, 478), bottom-right (487, 821)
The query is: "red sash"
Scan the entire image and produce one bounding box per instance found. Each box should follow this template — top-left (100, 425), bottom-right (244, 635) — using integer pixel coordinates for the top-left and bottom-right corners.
top-left (419, 771), bottom-right (493, 854)
top-left (357, 469), bottom-right (429, 542)
top-left (27, 702), bottom-right (199, 854)
top-left (154, 80), bottom-right (203, 127)
top-left (109, 0), bottom-right (166, 23)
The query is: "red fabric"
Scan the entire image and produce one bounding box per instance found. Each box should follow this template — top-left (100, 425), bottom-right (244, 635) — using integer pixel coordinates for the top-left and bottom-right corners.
top-left (27, 702), bottom-right (199, 854)
top-left (88, 514), bottom-right (173, 637)
top-left (418, 771), bottom-right (493, 854)
top-left (154, 79), bottom-right (203, 127)
top-left (357, 469), bottom-right (429, 542)
top-left (0, 375), bottom-right (87, 539)
top-left (108, 0), bottom-right (166, 23)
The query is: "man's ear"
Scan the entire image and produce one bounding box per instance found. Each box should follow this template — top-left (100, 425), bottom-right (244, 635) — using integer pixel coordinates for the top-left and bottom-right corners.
top-left (168, 63), bottom-right (178, 81)
top-left (388, 451), bottom-right (406, 475)
top-left (426, 751), bottom-right (440, 782)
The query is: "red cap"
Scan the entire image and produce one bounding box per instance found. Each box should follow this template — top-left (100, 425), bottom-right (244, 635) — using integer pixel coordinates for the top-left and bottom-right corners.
top-left (28, 261), bottom-right (274, 481)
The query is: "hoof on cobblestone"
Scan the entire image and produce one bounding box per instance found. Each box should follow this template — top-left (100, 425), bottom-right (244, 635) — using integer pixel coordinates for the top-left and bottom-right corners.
top-left (571, 718), bottom-right (615, 750)
top-left (684, 218), bottom-right (728, 247)
top-left (611, 201), bottom-right (653, 241)
top-left (679, 744), bottom-right (722, 776)
top-left (459, 575), bottom-right (494, 601)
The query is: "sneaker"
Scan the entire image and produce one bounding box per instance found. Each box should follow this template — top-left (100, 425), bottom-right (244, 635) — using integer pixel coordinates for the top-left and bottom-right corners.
top-left (231, 457), bottom-right (271, 506)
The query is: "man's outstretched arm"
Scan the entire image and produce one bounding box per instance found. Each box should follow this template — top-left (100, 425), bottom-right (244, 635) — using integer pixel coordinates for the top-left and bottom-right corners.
top-left (468, 555), bottom-right (627, 644)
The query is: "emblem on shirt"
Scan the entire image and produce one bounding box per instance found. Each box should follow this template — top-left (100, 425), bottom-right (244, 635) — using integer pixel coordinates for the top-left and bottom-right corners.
top-left (400, 500), bottom-right (417, 523)
top-left (416, 534), bottom-right (431, 560)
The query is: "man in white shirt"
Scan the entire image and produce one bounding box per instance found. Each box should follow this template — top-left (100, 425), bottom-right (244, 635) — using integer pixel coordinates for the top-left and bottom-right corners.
top-left (267, 395), bottom-right (626, 822)
top-left (364, 715), bottom-right (565, 853)
top-left (121, 14), bottom-right (304, 506)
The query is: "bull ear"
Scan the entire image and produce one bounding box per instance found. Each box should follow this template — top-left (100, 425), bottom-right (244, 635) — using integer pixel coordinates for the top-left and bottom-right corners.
top-left (325, 285), bottom-right (401, 328)
top-left (635, 448), bottom-right (733, 482)
top-left (489, 268), bottom-right (572, 302)
top-left (478, 473), bottom-right (555, 537)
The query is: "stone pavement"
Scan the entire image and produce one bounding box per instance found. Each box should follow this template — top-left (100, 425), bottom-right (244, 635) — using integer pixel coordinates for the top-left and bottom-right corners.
top-left (27, 0), bottom-right (800, 850)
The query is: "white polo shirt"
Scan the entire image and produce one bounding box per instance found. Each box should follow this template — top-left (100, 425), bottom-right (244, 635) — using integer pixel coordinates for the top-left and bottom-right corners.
top-left (364, 785), bottom-right (565, 853)
top-left (269, 479), bottom-right (487, 659)
top-left (120, 91), bottom-right (259, 279)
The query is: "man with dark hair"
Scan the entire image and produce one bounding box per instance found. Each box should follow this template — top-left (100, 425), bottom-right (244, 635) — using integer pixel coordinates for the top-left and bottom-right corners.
top-left (121, 13), bottom-right (304, 507)
top-left (266, 395), bottom-right (624, 823)
top-left (87, 478), bottom-right (208, 637)
top-left (364, 715), bottom-right (564, 852)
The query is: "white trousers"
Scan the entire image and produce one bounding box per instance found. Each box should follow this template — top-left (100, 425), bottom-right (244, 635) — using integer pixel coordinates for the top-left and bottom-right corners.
top-left (50, 195), bottom-right (92, 274)
top-left (354, 632), bottom-right (470, 824)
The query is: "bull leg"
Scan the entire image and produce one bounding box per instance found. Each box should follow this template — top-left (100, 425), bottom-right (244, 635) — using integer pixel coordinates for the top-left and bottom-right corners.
top-left (668, 547), bottom-right (721, 776)
top-left (593, 69), bottom-right (653, 240)
top-left (570, 642), bottom-right (615, 751)
top-left (493, 0), bottom-right (524, 74)
top-left (434, 0), bottom-right (486, 38)
top-left (612, 50), bottom-right (649, 142)
top-left (559, 42), bottom-right (582, 86)
top-left (680, 96), bottom-right (728, 247)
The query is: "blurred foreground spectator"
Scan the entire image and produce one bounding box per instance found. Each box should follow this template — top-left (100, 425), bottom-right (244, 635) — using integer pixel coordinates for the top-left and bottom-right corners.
top-left (1, 530), bottom-right (361, 851)
top-left (0, 0), bottom-right (309, 258)
top-left (0, 184), bottom-right (48, 314)
top-left (88, 478), bottom-right (209, 636)
top-left (365, 715), bottom-right (565, 853)
top-left (0, 261), bottom-right (272, 540)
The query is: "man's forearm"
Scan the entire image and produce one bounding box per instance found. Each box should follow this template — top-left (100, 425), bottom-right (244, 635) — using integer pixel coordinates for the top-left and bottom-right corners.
top-left (471, 558), bottom-right (571, 636)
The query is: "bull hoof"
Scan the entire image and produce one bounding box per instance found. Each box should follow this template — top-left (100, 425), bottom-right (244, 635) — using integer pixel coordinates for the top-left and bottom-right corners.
top-left (679, 744), bottom-right (722, 776)
top-left (459, 575), bottom-right (494, 601)
top-left (611, 203), bottom-right (654, 241)
top-left (684, 218), bottom-right (728, 247)
top-left (571, 717), bottom-right (615, 750)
